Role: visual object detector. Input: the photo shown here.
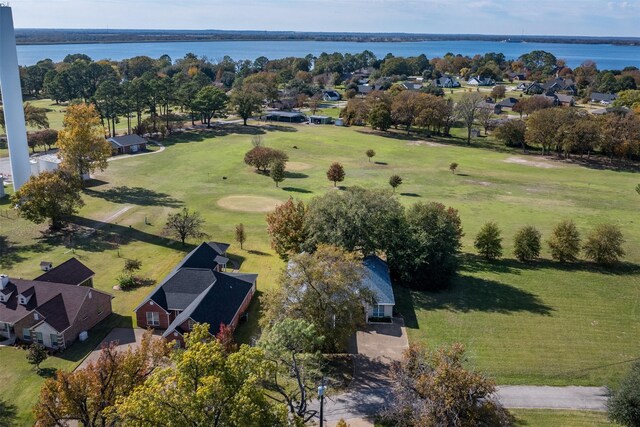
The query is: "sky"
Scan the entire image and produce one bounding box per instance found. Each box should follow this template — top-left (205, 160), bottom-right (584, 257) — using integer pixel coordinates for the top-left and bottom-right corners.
top-left (7, 0), bottom-right (640, 37)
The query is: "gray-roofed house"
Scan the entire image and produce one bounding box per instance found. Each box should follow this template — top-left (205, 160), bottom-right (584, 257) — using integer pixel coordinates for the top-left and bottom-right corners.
top-left (432, 76), bottom-right (460, 88)
top-left (35, 257), bottom-right (95, 287)
top-left (323, 90), bottom-right (341, 101)
top-left (108, 134), bottom-right (148, 155)
top-left (467, 76), bottom-right (496, 86)
top-left (590, 92), bottom-right (618, 105)
top-left (497, 97), bottom-right (519, 109)
top-left (134, 241), bottom-right (256, 346)
top-left (0, 259), bottom-right (112, 349)
top-left (361, 256), bottom-right (395, 323)
top-left (265, 111), bottom-right (307, 123)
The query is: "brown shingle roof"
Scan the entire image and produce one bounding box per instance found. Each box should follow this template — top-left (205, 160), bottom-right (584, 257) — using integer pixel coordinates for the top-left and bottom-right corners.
top-left (35, 258), bottom-right (94, 286)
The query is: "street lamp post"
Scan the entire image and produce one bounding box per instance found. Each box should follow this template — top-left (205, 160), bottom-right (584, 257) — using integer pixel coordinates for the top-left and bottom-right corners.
top-left (318, 380), bottom-right (327, 427)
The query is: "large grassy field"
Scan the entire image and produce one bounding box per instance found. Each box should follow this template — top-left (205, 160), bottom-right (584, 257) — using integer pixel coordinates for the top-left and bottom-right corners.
top-left (1, 121), bottom-right (638, 424)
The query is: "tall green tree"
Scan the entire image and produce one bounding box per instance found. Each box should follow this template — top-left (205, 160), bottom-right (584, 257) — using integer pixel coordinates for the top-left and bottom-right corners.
top-left (583, 223), bottom-right (625, 266)
top-left (513, 225), bottom-right (542, 262)
top-left (474, 222), bottom-right (503, 260)
top-left (261, 245), bottom-right (374, 352)
top-left (608, 361), bottom-right (640, 427)
top-left (113, 324), bottom-right (288, 427)
top-left (163, 208), bottom-right (208, 246)
top-left (93, 79), bottom-right (123, 137)
top-left (194, 86), bottom-right (229, 127)
top-left (231, 85), bottom-right (263, 126)
top-left (270, 160), bottom-right (286, 187)
top-left (548, 219), bottom-right (581, 262)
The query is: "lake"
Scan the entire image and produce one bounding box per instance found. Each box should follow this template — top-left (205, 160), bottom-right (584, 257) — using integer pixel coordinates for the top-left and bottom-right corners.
top-left (17, 39), bottom-right (640, 70)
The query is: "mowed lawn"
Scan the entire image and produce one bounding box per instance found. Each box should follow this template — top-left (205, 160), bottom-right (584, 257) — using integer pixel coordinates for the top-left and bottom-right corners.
top-left (1, 122), bottom-right (639, 424)
top-left (511, 410), bottom-right (616, 426)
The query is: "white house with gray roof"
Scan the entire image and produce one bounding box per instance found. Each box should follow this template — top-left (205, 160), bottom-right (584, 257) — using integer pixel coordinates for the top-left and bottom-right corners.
top-left (361, 255), bottom-right (395, 322)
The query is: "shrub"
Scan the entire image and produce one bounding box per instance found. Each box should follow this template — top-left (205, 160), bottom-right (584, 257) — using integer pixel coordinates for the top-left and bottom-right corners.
top-left (547, 219), bottom-right (581, 262)
top-left (583, 223), bottom-right (625, 266)
top-left (513, 225), bottom-right (542, 262)
top-left (327, 162), bottom-right (345, 187)
top-left (26, 343), bottom-right (48, 371)
top-left (117, 274), bottom-right (138, 290)
top-left (608, 361), bottom-right (640, 426)
top-left (474, 222), bottom-right (503, 260)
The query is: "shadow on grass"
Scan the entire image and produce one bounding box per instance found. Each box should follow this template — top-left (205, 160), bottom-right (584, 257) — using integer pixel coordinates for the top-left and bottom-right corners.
top-left (374, 161), bottom-right (388, 165)
top-left (84, 186), bottom-right (183, 207)
top-left (226, 252), bottom-right (246, 270)
top-left (0, 399), bottom-right (17, 427)
top-left (462, 253), bottom-right (640, 277)
top-left (400, 192), bottom-right (420, 197)
top-left (246, 249), bottom-right (270, 256)
top-left (37, 367), bottom-right (57, 378)
top-left (284, 171), bottom-right (309, 179)
top-left (283, 187), bottom-right (313, 194)
top-left (235, 290), bottom-right (263, 345)
top-left (0, 235), bottom-right (29, 269)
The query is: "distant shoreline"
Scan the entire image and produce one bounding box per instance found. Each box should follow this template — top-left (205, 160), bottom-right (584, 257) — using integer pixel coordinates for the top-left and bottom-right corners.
top-left (14, 30), bottom-right (640, 47)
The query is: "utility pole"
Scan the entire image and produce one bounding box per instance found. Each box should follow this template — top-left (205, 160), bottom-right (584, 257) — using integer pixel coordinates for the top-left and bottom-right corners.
top-left (318, 379), bottom-right (327, 427)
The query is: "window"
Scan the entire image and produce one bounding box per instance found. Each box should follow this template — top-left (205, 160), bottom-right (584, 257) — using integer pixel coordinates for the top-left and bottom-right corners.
top-left (187, 319), bottom-right (195, 330)
top-left (146, 312), bottom-right (160, 326)
top-left (23, 328), bottom-right (31, 340)
top-left (50, 334), bottom-right (59, 348)
top-left (372, 304), bottom-right (386, 318)
top-left (35, 332), bottom-right (44, 344)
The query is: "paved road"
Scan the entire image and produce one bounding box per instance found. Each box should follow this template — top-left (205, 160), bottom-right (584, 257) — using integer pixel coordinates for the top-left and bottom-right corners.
top-left (495, 385), bottom-right (608, 411)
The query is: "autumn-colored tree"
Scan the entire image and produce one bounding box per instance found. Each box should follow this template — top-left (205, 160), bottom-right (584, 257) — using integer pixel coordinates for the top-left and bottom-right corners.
top-left (389, 174), bottom-right (403, 192)
top-left (56, 103), bottom-right (111, 179)
top-left (476, 106), bottom-right (495, 135)
top-left (490, 85), bottom-right (507, 100)
top-left (216, 323), bottom-right (238, 354)
top-left (266, 198), bottom-right (308, 260)
top-left (35, 331), bottom-right (168, 427)
top-left (112, 324), bottom-right (288, 426)
top-left (11, 170), bottom-right (83, 230)
top-left (474, 222), bottom-right (503, 260)
top-left (235, 223), bottom-right (246, 249)
top-left (270, 159), bottom-right (286, 187)
top-left (260, 319), bottom-right (324, 422)
top-left (380, 343), bottom-right (511, 426)
top-left (261, 245), bottom-right (374, 352)
top-left (326, 162), bottom-right (345, 187)
top-left (548, 219), bottom-right (581, 262)
top-left (525, 108), bottom-right (565, 155)
top-left (28, 128), bottom-right (58, 152)
top-left (583, 223), bottom-right (625, 266)
top-left (244, 146), bottom-right (288, 173)
top-left (163, 207), bottom-right (208, 246)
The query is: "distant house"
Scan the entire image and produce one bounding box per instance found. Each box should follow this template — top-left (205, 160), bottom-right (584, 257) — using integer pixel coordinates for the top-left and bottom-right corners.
top-left (109, 134), bottom-right (148, 155)
top-left (479, 100), bottom-right (502, 114)
top-left (309, 115), bottom-right (332, 125)
top-left (361, 256), bottom-right (395, 323)
top-left (400, 81), bottom-right (423, 91)
top-left (357, 84), bottom-right (375, 95)
top-left (432, 76), bottom-right (461, 88)
top-left (265, 111), bottom-right (307, 123)
top-left (506, 72), bottom-right (527, 81)
top-left (497, 97), bottom-right (519, 109)
top-left (522, 82), bottom-right (545, 94)
top-left (322, 90), bottom-right (341, 102)
top-left (590, 92), bottom-right (617, 104)
top-left (467, 76), bottom-right (496, 86)
top-left (552, 93), bottom-right (576, 107)
top-left (542, 77), bottom-right (577, 95)
top-left (0, 259), bottom-right (112, 349)
top-left (134, 242), bottom-right (256, 347)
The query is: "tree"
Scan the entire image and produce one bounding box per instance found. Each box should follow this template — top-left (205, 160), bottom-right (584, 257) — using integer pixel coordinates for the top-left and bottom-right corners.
top-left (11, 170), bottom-right (84, 230)
top-left (261, 245), bottom-right (374, 352)
top-left (113, 324), bottom-right (288, 426)
top-left (194, 86), bottom-right (228, 127)
top-left (381, 343), bottom-right (511, 427)
top-left (326, 162), bottom-right (345, 187)
top-left (215, 323), bottom-right (238, 355)
top-left (28, 128), bottom-right (58, 152)
top-left (367, 101), bottom-right (393, 131)
top-left (491, 85), bottom-right (506, 100)
top-left (365, 149), bottom-right (376, 162)
top-left (163, 208), bottom-right (208, 246)
top-left (608, 360), bottom-right (640, 427)
top-left (306, 187), bottom-right (405, 256)
top-left (0, 102), bottom-right (49, 131)
top-left (26, 343), bottom-right (48, 372)
top-left (244, 146), bottom-right (288, 173)
top-left (389, 174), bottom-right (403, 193)
top-left (118, 258), bottom-right (143, 290)
top-left (260, 319), bottom-right (324, 422)
top-left (270, 159), bottom-right (286, 188)
top-left (455, 92), bottom-right (484, 144)
top-left (387, 202), bottom-right (463, 290)
top-left (548, 219), bottom-right (581, 262)
top-left (235, 223), bottom-right (246, 249)
top-left (583, 223), bottom-right (625, 266)
top-left (495, 119), bottom-right (526, 152)
top-left (513, 226), bottom-right (542, 262)
top-left (474, 222), bottom-right (503, 260)
top-left (476, 106), bottom-right (494, 135)
top-left (93, 79), bottom-right (123, 137)
top-left (231, 85), bottom-right (263, 126)
top-left (266, 198), bottom-right (308, 261)
top-left (35, 331), bottom-right (167, 427)
top-left (449, 162), bottom-right (458, 174)
top-left (57, 103), bottom-right (112, 179)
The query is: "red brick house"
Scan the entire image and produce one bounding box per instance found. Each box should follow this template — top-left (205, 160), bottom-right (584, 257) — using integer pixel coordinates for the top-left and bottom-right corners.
top-left (108, 134), bottom-right (148, 155)
top-left (0, 258), bottom-right (112, 349)
top-left (134, 242), bottom-right (256, 346)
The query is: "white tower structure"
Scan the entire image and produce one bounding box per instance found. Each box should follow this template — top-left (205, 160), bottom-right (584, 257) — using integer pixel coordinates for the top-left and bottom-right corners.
top-left (0, 5), bottom-right (30, 190)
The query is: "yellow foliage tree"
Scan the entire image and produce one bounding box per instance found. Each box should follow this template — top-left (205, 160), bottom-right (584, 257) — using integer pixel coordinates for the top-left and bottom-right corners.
top-left (57, 103), bottom-right (111, 179)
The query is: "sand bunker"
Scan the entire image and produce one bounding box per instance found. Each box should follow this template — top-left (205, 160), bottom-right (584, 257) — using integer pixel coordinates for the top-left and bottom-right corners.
top-left (408, 140), bottom-right (446, 147)
top-left (504, 156), bottom-right (556, 169)
top-left (286, 161), bottom-right (312, 171)
top-left (217, 195), bottom-right (282, 213)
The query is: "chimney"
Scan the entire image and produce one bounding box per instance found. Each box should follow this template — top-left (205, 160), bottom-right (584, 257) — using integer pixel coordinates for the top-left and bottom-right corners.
top-left (0, 274), bottom-right (8, 290)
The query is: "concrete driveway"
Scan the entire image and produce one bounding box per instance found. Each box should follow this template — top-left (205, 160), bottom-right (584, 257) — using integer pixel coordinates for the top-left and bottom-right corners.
top-left (76, 327), bottom-right (147, 370)
top-left (351, 319), bottom-right (409, 363)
